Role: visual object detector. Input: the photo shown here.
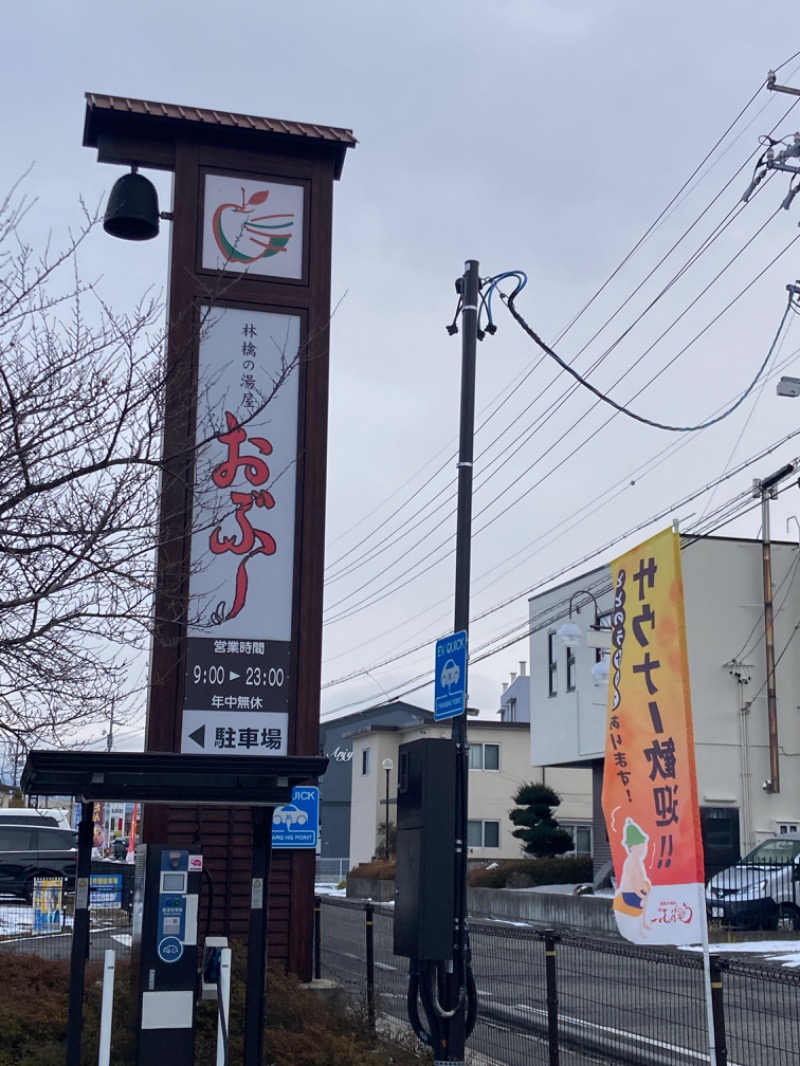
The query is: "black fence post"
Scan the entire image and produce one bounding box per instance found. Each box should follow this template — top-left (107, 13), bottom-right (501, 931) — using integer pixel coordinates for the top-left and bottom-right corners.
top-left (314, 896), bottom-right (322, 981)
top-left (544, 930), bottom-right (560, 1066)
top-left (365, 903), bottom-right (376, 1029)
top-left (710, 955), bottom-right (728, 1066)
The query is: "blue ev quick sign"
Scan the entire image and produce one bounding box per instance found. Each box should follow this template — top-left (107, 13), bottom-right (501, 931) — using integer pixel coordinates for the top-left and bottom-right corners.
top-left (272, 785), bottom-right (319, 849)
top-left (434, 630), bottom-right (468, 721)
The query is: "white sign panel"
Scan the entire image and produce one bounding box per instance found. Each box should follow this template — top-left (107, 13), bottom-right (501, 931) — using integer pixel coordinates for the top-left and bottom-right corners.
top-left (181, 709), bottom-right (287, 756)
top-left (181, 306), bottom-right (299, 755)
top-left (202, 174), bottom-right (305, 280)
top-left (188, 307), bottom-right (299, 640)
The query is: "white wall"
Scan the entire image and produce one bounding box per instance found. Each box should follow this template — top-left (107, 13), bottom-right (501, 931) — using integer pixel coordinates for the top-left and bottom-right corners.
top-left (528, 537), bottom-right (800, 856)
top-left (348, 722), bottom-right (536, 867)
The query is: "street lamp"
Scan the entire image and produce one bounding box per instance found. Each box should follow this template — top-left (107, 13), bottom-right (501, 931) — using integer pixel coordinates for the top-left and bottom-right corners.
top-left (556, 589), bottom-right (606, 648)
top-left (381, 758), bottom-right (394, 861)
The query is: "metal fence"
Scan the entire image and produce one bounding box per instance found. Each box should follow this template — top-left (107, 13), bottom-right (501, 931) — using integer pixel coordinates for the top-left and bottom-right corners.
top-left (0, 867), bottom-right (132, 963)
top-left (315, 856), bottom-right (350, 883)
top-left (706, 858), bottom-right (800, 932)
top-left (318, 896), bottom-right (800, 1066)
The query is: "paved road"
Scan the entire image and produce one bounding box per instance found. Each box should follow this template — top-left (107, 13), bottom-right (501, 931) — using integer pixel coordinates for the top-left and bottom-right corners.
top-left (319, 899), bottom-right (800, 1066)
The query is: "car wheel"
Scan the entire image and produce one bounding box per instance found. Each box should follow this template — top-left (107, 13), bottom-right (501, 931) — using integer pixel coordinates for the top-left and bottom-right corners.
top-left (776, 903), bottom-right (800, 931)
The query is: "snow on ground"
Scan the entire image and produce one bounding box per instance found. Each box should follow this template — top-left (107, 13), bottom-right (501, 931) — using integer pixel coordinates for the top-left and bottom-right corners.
top-left (680, 941), bottom-right (800, 967)
top-left (314, 882), bottom-right (347, 898)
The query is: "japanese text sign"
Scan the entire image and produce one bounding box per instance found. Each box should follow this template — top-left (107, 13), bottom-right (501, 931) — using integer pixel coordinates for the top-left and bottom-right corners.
top-left (601, 528), bottom-right (705, 945)
top-left (181, 306), bottom-right (300, 755)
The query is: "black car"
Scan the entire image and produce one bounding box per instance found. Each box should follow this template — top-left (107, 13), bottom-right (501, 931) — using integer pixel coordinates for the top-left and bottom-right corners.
top-left (0, 823), bottom-right (78, 901)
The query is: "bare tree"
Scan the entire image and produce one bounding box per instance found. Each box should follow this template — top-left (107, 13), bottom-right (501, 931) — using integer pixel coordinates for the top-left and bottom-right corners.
top-left (0, 180), bottom-right (167, 747)
top-left (0, 179), bottom-right (309, 752)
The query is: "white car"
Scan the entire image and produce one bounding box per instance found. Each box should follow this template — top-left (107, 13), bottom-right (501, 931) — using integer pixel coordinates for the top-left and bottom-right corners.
top-left (706, 837), bottom-right (800, 930)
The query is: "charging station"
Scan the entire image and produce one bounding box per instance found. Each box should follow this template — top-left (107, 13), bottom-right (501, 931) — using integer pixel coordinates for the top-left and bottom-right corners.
top-left (130, 844), bottom-right (202, 1062)
top-left (393, 737), bottom-right (457, 960)
top-left (19, 749), bottom-right (328, 1066)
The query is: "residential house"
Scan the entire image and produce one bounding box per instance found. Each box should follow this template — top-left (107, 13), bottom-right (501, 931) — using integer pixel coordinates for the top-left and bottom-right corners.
top-left (318, 701), bottom-right (433, 862)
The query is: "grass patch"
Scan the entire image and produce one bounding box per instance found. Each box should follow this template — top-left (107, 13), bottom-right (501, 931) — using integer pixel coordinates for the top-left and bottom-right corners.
top-left (0, 949), bottom-right (429, 1065)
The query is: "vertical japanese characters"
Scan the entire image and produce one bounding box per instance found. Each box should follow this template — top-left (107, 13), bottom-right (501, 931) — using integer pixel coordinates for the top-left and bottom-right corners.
top-left (602, 528), bottom-right (705, 945)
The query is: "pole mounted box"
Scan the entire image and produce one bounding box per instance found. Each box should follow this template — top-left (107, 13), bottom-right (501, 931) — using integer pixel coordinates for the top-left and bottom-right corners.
top-left (393, 738), bottom-right (457, 960)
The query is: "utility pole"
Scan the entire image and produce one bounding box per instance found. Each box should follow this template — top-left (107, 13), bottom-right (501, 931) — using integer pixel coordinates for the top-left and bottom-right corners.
top-left (752, 462), bottom-right (797, 794)
top-left (438, 259), bottom-right (480, 1065)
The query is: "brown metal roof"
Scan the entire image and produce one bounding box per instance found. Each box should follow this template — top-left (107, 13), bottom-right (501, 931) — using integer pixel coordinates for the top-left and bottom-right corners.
top-left (84, 93), bottom-right (356, 178)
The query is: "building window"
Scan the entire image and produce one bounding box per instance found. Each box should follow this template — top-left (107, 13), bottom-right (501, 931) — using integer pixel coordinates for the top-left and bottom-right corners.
top-left (566, 645), bottom-right (576, 692)
top-left (361, 748), bottom-right (371, 776)
top-left (547, 632), bottom-right (557, 697)
top-left (468, 820), bottom-right (500, 848)
top-left (563, 824), bottom-right (592, 855)
top-left (468, 743), bottom-right (500, 771)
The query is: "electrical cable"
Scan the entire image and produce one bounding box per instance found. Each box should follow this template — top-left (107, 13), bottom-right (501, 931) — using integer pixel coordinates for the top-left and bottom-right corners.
top-left (324, 224), bottom-right (799, 623)
top-left (322, 84), bottom-right (792, 585)
top-left (322, 430), bottom-right (800, 710)
top-left (502, 285), bottom-right (794, 434)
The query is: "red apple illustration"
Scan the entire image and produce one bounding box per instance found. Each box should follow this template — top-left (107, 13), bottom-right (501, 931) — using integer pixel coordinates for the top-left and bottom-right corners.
top-left (212, 187), bottom-right (294, 264)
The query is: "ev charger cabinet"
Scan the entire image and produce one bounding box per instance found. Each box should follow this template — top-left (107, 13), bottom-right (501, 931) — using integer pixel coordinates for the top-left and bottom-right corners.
top-left (130, 844), bottom-right (201, 1064)
top-left (393, 738), bottom-right (457, 960)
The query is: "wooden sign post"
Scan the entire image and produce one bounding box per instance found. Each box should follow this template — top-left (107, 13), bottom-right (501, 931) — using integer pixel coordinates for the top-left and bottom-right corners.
top-left (84, 94), bottom-right (354, 977)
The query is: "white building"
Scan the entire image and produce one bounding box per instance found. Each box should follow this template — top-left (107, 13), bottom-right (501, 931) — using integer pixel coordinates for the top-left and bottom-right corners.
top-left (348, 695), bottom-right (592, 868)
top-left (499, 663), bottom-right (593, 855)
top-left (529, 534), bottom-right (800, 877)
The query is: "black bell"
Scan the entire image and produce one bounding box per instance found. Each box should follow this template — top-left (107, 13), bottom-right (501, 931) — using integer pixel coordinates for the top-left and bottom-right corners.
top-left (103, 170), bottom-right (160, 241)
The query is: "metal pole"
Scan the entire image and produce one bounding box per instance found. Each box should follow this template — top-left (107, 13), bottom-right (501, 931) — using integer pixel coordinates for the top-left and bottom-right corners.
top-left (66, 801), bottom-right (94, 1066)
top-left (365, 902), bottom-right (376, 1029)
top-left (244, 807), bottom-right (273, 1066)
top-left (543, 931), bottom-right (560, 1066)
top-left (97, 950), bottom-right (116, 1066)
top-left (217, 947), bottom-right (232, 1066)
top-left (384, 768), bottom-right (390, 861)
top-left (709, 955), bottom-right (728, 1066)
top-left (439, 258), bottom-right (479, 1065)
top-left (760, 488), bottom-right (781, 793)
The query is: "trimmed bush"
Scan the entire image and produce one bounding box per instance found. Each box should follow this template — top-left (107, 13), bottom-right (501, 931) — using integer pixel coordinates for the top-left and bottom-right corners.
top-left (468, 857), bottom-right (593, 889)
top-left (347, 859), bottom-right (397, 881)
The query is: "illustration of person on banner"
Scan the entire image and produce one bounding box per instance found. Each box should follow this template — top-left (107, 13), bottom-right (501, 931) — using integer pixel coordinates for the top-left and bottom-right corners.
top-left (601, 527), bottom-right (706, 946)
top-left (612, 819), bottom-right (653, 938)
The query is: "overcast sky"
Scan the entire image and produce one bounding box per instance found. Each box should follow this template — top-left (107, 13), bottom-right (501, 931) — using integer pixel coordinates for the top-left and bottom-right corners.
top-left (4, 2), bottom-right (800, 749)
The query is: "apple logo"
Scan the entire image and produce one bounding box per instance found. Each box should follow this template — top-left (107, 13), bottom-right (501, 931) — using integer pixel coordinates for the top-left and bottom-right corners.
top-left (212, 187), bottom-right (294, 265)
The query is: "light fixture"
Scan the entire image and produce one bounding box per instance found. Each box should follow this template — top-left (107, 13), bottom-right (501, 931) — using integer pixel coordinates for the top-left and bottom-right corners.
top-left (103, 167), bottom-right (160, 241)
top-left (381, 758), bottom-right (394, 862)
top-left (591, 657), bottom-right (610, 687)
top-left (556, 620), bottom-right (582, 648)
top-left (556, 589), bottom-right (605, 649)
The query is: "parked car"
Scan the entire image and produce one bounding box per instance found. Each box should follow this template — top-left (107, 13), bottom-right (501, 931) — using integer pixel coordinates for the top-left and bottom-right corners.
top-left (0, 808), bottom-right (71, 830)
top-left (706, 836), bottom-right (800, 930)
top-left (0, 823), bottom-right (78, 901)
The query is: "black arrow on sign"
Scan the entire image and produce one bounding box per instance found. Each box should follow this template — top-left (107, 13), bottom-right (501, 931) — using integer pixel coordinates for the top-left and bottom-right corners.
top-left (188, 725), bottom-right (206, 749)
